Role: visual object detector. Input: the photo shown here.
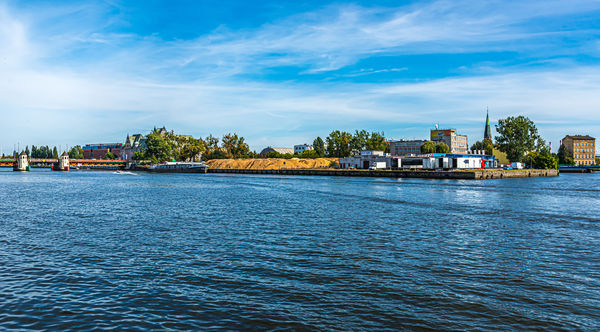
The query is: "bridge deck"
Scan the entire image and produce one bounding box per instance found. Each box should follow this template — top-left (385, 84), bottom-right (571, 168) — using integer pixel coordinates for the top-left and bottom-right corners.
top-left (0, 159), bottom-right (127, 168)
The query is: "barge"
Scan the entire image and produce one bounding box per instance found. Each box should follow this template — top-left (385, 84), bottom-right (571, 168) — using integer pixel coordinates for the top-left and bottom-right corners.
top-left (148, 162), bottom-right (209, 173)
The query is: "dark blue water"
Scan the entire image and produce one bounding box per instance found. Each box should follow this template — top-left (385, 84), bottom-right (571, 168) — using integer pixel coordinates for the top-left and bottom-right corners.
top-left (1, 169), bottom-right (599, 330)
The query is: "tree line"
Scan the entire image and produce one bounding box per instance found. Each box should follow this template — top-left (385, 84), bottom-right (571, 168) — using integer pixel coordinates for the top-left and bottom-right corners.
top-left (468, 115), bottom-right (559, 169)
top-left (133, 128), bottom-right (388, 162)
top-left (133, 129), bottom-right (254, 163)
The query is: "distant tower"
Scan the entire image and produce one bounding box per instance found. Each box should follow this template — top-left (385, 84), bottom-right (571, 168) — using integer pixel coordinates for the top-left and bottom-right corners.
top-left (483, 108), bottom-right (492, 141)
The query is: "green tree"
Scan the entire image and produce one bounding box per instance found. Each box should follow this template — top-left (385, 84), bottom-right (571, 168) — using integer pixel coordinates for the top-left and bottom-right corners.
top-left (104, 151), bottom-right (117, 160)
top-left (52, 146), bottom-right (58, 159)
top-left (526, 147), bottom-right (558, 169)
top-left (557, 144), bottom-right (574, 165)
top-left (313, 137), bottom-right (325, 157)
top-left (221, 133), bottom-right (250, 158)
top-left (366, 131), bottom-right (387, 151)
top-left (180, 138), bottom-right (205, 161)
top-left (144, 132), bottom-right (172, 162)
top-left (421, 141), bottom-right (436, 153)
top-left (596, 157), bottom-right (600, 165)
top-left (205, 134), bottom-right (220, 150)
top-left (326, 130), bottom-right (352, 157)
top-left (350, 130), bottom-right (369, 154)
top-left (495, 116), bottom-right (545, 162)
top-left (470, 138), bottom-right (494, 155)
top-left (435, 142), bottom-right (450, 153)
top-left (204, 148), bottom-right (229, 160)
top-left (133, 151), bottom-right (146, 160)
top-left (25, 146), bottom-right (30, 156)
top-left (68, 145), bottom-right (84, 159)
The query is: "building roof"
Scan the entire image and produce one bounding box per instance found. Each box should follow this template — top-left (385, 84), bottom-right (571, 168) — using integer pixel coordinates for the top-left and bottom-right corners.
top-left (124, 134), bottom-right (145, 148)
top-left (259, 147), bottom-right (294, 155)
top-left (61, 152), bottom-right (69, 157)
top-left (563, 135), bottom-right (595, 140)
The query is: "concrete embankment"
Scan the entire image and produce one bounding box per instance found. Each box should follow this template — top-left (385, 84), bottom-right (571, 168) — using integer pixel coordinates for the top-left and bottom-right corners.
top-left (207, 168), bottom-right (559, 179)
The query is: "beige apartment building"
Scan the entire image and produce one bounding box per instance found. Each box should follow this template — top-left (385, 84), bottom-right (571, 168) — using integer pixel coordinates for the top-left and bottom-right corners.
top-left (561, 135), bottom-right (596, 166)
top-left (430, 129), bottom-right (468, 154)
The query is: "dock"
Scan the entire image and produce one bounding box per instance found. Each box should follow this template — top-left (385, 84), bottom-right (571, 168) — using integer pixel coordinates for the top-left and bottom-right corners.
top-left (206, 168), bottom-right (559, 179)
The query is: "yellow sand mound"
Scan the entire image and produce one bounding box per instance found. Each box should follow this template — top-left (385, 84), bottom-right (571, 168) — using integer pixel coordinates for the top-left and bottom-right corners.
top-left (206, 158), bottom-right (337, 170)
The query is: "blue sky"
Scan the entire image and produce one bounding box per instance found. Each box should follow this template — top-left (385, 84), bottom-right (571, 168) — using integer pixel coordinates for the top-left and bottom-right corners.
top-left (1, 0), bottom-right (600, 153)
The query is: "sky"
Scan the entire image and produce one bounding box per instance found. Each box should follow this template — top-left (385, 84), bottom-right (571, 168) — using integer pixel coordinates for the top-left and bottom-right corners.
top-left (1, 0), bottom-right (600, 153)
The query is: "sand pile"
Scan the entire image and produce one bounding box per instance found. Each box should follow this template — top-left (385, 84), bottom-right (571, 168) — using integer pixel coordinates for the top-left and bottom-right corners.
top-left (206, 158), bottom-right (337, 170)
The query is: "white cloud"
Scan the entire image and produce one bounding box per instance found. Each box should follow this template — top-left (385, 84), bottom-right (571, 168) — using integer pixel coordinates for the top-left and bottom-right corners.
top-left (1, 1), bottom-right (600, 153)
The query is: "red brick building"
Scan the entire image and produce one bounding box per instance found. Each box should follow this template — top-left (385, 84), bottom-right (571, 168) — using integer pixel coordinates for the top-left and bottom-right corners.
top-left (82, 143), bottom-right (123, 159)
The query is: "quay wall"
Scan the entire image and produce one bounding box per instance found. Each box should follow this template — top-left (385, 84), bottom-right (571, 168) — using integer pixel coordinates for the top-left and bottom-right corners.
top-left (206, 168), bottom-right (559, 179)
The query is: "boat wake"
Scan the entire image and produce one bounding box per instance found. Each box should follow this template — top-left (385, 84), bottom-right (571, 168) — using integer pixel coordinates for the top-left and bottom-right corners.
top-left (112, 171), bottom-right (138, 175)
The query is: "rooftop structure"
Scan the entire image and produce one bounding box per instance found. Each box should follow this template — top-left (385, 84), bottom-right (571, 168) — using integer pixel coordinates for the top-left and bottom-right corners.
top-left (259, 147), bottom-right (294, 157)
top-left (430, 128), bottom-right (468, 154)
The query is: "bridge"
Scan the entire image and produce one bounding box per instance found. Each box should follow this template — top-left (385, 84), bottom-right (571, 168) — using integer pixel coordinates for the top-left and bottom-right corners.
top-left (0, 158), bottom-right (127, 170)
top-left (558, 165), bottom-right (600, 173)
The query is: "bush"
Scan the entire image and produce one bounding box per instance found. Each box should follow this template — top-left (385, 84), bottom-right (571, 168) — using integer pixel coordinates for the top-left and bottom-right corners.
top-left (263, 151), bottom-right (295, 159)
top-left (421, 141), bottom-right (436, 153)
top-left (300, 149), bottom-right (319, 158)
top-left (435, 142), bottom-right (449, 153)
top-left (526, 149), bottom-right (558, 169)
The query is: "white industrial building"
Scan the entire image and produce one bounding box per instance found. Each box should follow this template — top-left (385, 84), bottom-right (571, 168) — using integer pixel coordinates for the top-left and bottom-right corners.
top-left (339, 151), bottom-right (497, 170)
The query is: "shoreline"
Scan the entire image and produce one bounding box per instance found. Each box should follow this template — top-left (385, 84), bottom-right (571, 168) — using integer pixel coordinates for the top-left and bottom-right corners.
top-left (205, 168), bottom-right (559, 180)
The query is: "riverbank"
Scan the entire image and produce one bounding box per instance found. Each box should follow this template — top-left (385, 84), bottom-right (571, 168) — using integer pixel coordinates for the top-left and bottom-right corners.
top-left (207, 168), bottom-right (559, 179)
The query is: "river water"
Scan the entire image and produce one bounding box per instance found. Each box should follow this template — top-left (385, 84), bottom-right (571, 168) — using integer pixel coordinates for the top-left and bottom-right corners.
top-left (0, 169), bottom-right (599, 330)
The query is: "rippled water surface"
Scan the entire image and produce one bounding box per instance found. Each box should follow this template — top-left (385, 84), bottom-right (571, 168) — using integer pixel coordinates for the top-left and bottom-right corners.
top-left (1, 169), bottom-right (599, 330)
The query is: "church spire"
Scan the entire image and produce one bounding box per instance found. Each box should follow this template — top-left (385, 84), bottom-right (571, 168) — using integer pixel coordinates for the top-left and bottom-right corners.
top-left (483, 108), bottom-right (492, 141)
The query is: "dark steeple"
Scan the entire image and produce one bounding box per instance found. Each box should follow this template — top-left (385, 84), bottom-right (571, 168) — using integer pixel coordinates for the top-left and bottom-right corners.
top-left (483, 108), bottom-right (492, 141)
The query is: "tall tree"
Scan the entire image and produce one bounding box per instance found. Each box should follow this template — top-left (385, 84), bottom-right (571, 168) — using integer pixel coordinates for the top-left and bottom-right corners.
top-left (25, 146), bottom-right (30, 156)
top-left (205, 134), bottom-right (220, 150)
top-left (68, 145), bottom-right (84, 159)
top-left (365, 131), bottom-right (387, 151)
top-left (470, 138), bottom-right (494, 155)
top-left (495, 116), bottom-right (544, 162)
top-left (557, 144), bottom-right (574, 165)
top-left (144, 132), bottom-right (172, 162)
top-left (326, 130), bottom-right (352, 157)
top-left (350, 130), bottom-right (369, 154)
top-left (180, 138), bottom-right (206, 161)
top-left (221, 133), bottom-right (250, 158)
top-left (52, 146), bottom-right (59, 159)
top-left (313, 137), bottom-right (325, 157)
